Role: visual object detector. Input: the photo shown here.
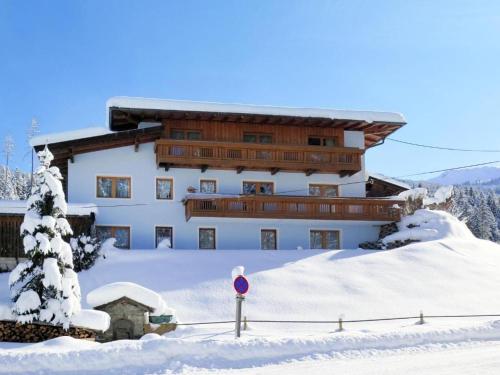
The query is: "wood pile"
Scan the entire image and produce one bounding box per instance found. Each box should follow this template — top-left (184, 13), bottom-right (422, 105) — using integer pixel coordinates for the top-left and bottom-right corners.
top-left (0, 320), bottom-right (95, 343)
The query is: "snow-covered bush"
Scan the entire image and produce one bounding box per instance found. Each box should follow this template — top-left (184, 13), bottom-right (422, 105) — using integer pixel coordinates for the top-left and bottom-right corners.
top-left (70, 234), bottom-right (101, 272)
top-left (8, 146), bottom-right (81, 329)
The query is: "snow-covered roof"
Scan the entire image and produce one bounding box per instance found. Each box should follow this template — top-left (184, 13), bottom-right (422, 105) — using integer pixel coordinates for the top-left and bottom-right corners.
top-left (30, 127), bottom-right (111, 147)
top-left (107, 96), bottom-right (406, 127)
top-left (367, 172), bottom-right (411, 190)
top-left (87, 282), bottom-right (174, 315)
top-left (0, 200), bottom-right (98, 216)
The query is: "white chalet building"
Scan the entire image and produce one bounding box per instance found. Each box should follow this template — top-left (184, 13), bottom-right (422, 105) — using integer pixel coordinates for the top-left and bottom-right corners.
top-left (31, 97), bottom-right (406, 250)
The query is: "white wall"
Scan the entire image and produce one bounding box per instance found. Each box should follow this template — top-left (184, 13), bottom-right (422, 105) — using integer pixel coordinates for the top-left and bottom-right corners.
top-left (67, 131), bottom-right (382, 249)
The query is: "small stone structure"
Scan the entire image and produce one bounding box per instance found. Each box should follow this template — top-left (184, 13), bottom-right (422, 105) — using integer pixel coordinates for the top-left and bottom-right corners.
top-left (0, 320), bottom-right (95, 343)
top-left (93, 296), bottom-right (154, 341)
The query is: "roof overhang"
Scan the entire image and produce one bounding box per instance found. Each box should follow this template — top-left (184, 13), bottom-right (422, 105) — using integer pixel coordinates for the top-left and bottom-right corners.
top-left (107, 97), bottom-right (406, 149)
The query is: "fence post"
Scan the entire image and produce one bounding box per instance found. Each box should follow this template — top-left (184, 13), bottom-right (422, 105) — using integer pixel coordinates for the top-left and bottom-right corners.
top-left (338, 317), bottom-right (343, 332)
top-left (419, 311), bottom-right (425, 325)
top-left (243, 316), bottom-right (248, 331)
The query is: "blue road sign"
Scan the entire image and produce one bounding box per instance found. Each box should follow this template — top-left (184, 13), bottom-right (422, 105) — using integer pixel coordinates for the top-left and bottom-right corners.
top-left (233, 275), bottom-right (249, 295)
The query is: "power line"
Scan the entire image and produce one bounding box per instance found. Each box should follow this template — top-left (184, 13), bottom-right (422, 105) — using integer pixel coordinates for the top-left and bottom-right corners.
top-left (0, 160), bottom-right (498, 210)
top-left (387, 138), bottom-right (500, 152)
top-left (394, 160), bottom-right (500, 178)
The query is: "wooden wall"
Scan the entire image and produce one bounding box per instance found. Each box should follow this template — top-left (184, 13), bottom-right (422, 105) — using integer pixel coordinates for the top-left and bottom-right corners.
top-left (0, 214), bottom-right (94, 259)
top-left (162, 119), bottom-right (345, 146)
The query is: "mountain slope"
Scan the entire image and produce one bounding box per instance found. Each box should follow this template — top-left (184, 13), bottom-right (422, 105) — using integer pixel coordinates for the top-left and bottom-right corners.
top-left (427, 166), bottom-right (500, 185)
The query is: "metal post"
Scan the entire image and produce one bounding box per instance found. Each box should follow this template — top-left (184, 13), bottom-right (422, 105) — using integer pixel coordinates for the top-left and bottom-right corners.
top-left (235, 294), bottom-right (244, 338)
top-left (243, 316), bottom-right (248, 331)
top-left (338, 317), bottom-right (343, 332)
top-left (419, 311), bottom-right (425, 325)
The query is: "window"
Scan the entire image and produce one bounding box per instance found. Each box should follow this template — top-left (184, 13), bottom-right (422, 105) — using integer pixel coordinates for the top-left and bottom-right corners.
top-left (242, 181), bottom-right (274, 195)
top-left (310, 230), bottom-right (340, 250)
top-left (156, 178), bottom-right (173, 200)
top-left (170, 129), bottom-right (202, 140)
top-left (200, 180), bottom-right (217, 194)
top-left (199, 228), bottom-right (216, 250)
top-left (309, 184), bottom-right (339, 197)
top-left (243, 133), bottom-right (273, 144)
top-left (308, 136), bottom-right (337, 147)
top-left (96, 226), bottom-right (130, 249)
top-left (96, 177), bottom-right (131, 198)
top-left (261, 229), bottom-right (277, 250)
top-left (155, 226), bottom-right (173, 248)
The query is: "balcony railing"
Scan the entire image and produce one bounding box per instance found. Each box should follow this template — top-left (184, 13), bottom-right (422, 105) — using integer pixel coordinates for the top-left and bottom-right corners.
top-left (155, 139), bottom-right (363, 174)
top-left (184, 195), bottom-right (403, 222)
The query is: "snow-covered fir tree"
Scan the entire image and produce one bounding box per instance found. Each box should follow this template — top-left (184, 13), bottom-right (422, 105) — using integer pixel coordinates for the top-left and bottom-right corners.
top-left (70, 234), bottom-right (101, 272)
top-left (8, 146), bottom-right (81, 329)
top-left (0, 165), bottom-right (31, 200)
top-left (449, 186), bottom-right (500, 243)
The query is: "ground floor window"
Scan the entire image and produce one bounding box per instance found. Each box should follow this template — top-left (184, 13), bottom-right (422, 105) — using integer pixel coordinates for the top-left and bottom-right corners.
top-left (310, 230), bottom-right (340, 250)
top-left (155, 226), bottom-right (173, 248)
top-left (261, 229), bottom-right (277, 250)
top-left (199, 228), bottom-right (216, 249)
top-left (96, 226), bottom-right (130, 249)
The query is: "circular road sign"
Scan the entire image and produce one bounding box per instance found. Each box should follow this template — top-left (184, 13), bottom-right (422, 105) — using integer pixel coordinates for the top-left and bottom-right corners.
top-left (233, 275), bottom-right (249, 295)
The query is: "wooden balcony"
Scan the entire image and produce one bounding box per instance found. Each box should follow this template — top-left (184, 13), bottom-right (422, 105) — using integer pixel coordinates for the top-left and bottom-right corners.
top-left (184, 195), bottom-right (403, 222)
top-left (155, 139), bottom-right (363, 175)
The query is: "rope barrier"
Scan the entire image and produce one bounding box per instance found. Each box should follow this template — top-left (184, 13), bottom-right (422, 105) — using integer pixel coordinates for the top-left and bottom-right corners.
top-left (172, 313), bottom-right (500, 326)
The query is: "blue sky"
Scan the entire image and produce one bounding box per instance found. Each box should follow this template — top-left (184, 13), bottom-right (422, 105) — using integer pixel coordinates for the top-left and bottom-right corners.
top-left (1, 0), bottom-right (499, 177)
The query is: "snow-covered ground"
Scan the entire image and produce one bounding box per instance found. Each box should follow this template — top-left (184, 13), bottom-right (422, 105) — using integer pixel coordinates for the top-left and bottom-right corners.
top-left (1, 210), bottom-right (500, 374)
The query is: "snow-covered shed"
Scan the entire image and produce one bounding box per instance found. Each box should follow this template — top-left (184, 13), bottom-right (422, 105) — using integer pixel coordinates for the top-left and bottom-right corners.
top-left (87, 282), bottom-right (174, 341)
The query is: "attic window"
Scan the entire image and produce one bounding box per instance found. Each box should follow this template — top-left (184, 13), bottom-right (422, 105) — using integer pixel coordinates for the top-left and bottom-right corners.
top-left (308, 136), bottom-right (337, 147)
top-left (170, 129), bottom-right (201, 140)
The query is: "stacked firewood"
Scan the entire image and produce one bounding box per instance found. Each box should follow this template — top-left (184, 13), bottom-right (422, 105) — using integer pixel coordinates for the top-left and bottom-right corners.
top-left (0, 320), bottom-right (95, 343)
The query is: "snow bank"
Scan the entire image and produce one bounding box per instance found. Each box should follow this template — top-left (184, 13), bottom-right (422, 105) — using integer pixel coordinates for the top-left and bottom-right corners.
top-left (383, 209), bottom-right (474, 244)
top-left (87, 282), bottom-right (174, 315)
top-left (396, 187), bottom-right (428, 200)
top-left (70, 309), bottom-right (110, 332)
top-left (423, 185), bottom-right (453, 206)
top-left (3, 320), bottom-right (500, 373)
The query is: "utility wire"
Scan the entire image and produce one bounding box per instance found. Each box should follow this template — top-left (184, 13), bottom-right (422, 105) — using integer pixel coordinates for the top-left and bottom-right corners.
top-left (0, 160), bottom-right (498, 210)
top-left (393, 160), bottom-right (500, 178)
top-left (387, 138), bottom-right (500, 153)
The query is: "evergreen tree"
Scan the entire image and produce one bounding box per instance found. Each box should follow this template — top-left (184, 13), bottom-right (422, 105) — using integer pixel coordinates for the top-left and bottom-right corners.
top-left (8, 146), bottom-right (81, 328)
top-left (468, 192), bottom-right (497, 241)
top-left (70, 234), bottom-right (101, 272)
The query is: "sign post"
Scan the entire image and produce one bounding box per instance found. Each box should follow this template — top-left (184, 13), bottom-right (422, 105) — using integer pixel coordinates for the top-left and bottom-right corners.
top-left (233, 275), bottom-right (249, 338)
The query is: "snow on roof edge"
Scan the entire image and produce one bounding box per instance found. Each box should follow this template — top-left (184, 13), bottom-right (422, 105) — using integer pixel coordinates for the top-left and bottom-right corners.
top-left (367, 172), bottom-right (411, 190)
top-left (30, 127), bottom-right (111, 147)
top-left (106, 96), bottom-right (406, 128)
